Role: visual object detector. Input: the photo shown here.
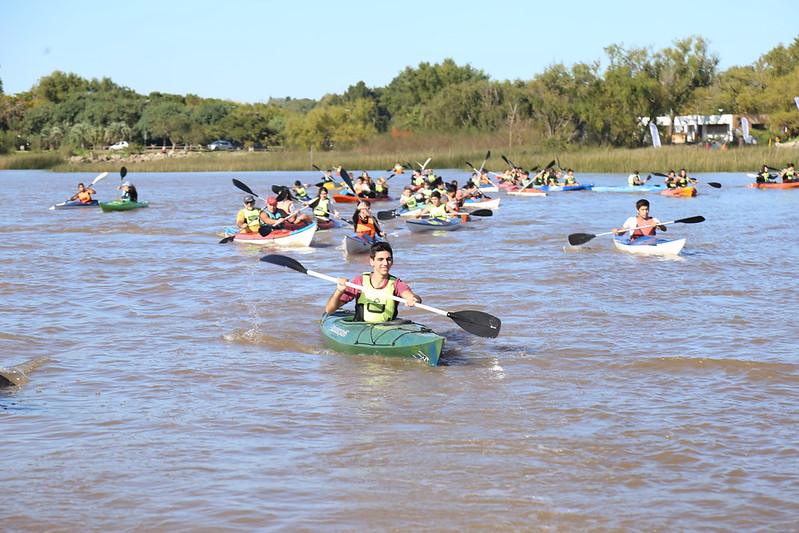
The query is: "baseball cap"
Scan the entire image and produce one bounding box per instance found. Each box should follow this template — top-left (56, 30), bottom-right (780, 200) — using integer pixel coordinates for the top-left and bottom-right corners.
top-left (266, 196), bottom-right (278, 205)
top-left (243, 195), bottom-right (254, 203)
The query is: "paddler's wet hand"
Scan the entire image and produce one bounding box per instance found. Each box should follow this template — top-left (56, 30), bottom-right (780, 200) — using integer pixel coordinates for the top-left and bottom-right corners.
top-left (335, 277), bottom-right (347, 293)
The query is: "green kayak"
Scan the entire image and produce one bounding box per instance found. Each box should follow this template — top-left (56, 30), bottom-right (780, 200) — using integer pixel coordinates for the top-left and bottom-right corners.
top-left (320, 310), bottom-right (444, 366)
top-left (99, 200), bottom-right (150, 212)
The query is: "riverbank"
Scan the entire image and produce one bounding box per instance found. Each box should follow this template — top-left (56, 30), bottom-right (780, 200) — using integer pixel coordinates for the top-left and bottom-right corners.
top-left (2, 143), bottom-right (798, 173)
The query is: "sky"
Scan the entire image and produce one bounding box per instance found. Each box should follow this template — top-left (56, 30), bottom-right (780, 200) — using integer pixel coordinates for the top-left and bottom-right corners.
top-left (1, 0), bottom-right (797, 104)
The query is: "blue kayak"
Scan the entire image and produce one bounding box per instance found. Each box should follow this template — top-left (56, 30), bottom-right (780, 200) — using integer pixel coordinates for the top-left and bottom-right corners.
top-left (49, 199), bottom-right (100, 210)
top-left (536, 184), bottom-right (593, 192)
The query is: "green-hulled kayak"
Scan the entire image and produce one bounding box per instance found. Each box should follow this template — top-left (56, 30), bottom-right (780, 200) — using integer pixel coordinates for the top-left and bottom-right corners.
top-left (99, 200), bottom-right (150, 212)
top-left (320, 310), bottom-right (444, 366)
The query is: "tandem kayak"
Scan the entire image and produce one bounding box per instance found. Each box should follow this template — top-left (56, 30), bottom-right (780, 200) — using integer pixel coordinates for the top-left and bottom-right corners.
top-left (406, 218), bottom-right (462, 233)
top-left (320, 310), bottom-right (444, 366)
top-left (232, 222), bottom-right (317, 246)
top-left (343, 233), bottom-right (387, 255)
top-left (660, 186), bottom-right (697, 197)
top-left (745, 181), bottom-right (799, 189)
top-left (99, 200), bottom-right (150, 212)
top-left (612, 235), bottom-right (686, 256)
top-left (591, 184), bottom-right (665, 193)
top-left (49, 199), bottom-right (100, 210)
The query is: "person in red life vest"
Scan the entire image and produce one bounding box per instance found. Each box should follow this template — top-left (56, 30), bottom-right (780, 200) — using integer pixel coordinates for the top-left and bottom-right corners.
top-left (259, 196), bottom-right (312, 232)
top-left (69, 182), bottom-right (96, 204)
top-left (351, 201), bottom-right (386, 243)
top-left (325, 241), bottom-right (421, 323)
top-left (612, 198), bottom-right (666, 241)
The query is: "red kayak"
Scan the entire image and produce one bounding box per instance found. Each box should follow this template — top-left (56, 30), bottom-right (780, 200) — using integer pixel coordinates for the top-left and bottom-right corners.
top-left (746, 182), bottom-right (799, 189)
top-left (333, 194), bottom-right (393, 203)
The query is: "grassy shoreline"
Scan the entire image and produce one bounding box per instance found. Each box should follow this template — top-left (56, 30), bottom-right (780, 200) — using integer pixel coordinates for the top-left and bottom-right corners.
top-left (2, 144), bottom-right (798, 173)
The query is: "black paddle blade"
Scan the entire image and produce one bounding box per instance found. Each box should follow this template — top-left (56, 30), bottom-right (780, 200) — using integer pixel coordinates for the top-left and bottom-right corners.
top-left (465, 161), bottom-right (475, 170)
top-left (339, 168), bottom-right (356, 196)
top-left (447, 310), bottom-right (501, 338)
top-left (502, 155), bottom-right (516, 168)
top-left (675, 216), bottom-right (705, 224)
top-left (260, 254), bottom-right (307, 274)
top-left (271, 185), bottom-right (283, 194)
top-left (120, 167), bottom-right (127, 178)
top-left (545, 160), bottom-right (556, 170)
top-left (653, 172), bottom-right (668, 177)
top-left (377, 210), bottom-right (398, 221)
top-left (232, 179), bottom-right (256, 197)
top-left (312, 164), bottom-right (321, 171)
top-left (707, 182), bottom-right (722, 188)
top-left (469, 209), bottom-right (492, 217)
top-left (568, 233), bottom-right (596, 246)
top-left (219, 234), bottom-right (236, 244)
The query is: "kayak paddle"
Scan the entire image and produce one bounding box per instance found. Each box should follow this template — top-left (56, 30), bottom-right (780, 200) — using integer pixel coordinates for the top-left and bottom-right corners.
top-left (501, 154), bottom-right (517, 169)
top-left (377, 208), bottom-right (492, 221)
top-left (479, 150), bottom-right (490, 173)
top-left (260, 254), bottom-right (502, 338)
top-left (232, 178), bottom-right (265, 200)
top-left (51, 171), bottom-right (109, 209)
top-left (568, 215), bottom-right (705, 246)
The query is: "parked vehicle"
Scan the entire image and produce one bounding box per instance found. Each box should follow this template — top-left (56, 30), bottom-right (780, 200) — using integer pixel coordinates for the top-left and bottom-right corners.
top-left (207, 140), bottom-right (234, 151)
top-left (109, 141), bottom-right (129, 151)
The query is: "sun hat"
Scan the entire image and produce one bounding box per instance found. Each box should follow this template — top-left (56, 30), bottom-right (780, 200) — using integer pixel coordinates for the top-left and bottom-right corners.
top-left (243, 195), bottom-right (254, 203)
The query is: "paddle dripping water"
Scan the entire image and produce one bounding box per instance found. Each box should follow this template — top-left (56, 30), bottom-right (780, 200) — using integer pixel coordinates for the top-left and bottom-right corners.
top-left (1, 170), bottom-right (798, 531)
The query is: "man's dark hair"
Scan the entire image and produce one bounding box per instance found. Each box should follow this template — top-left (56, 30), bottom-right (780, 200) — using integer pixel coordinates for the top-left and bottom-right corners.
top-left (370, 241), bottom-right (393, 259)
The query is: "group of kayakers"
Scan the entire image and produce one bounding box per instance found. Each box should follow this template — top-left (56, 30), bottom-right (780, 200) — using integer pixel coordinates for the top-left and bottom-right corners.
top-left (755, 163), bottom-right (797, 183)
top-left (68, 180), bottom-right (138, 203)
top-left (494, 165), bottom-right (580, 189)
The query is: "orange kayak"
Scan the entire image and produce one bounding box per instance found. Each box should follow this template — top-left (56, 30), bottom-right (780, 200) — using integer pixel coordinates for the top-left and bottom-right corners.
top-left (660, 186), bottom-right (697, 197)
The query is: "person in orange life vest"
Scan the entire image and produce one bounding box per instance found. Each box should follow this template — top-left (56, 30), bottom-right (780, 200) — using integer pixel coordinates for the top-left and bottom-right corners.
top-left (259, 196), bottom-right (310, 232)
top-left (69, 182), bottom-right (96, 204)
top-left (325, 241), bottom-right (421, 322)
top-left (351, 200), bottom-right (386, 242)
top-left (612, 198), bottom-right (666, 241)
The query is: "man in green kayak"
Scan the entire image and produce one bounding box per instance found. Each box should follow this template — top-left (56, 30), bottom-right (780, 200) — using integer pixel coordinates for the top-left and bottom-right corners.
top-left (325, 241), bottom-right (421, 322)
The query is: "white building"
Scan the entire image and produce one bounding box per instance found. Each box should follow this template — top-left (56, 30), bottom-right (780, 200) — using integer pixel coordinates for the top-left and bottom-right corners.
top-left (646, 113), bottom-right (768, 144)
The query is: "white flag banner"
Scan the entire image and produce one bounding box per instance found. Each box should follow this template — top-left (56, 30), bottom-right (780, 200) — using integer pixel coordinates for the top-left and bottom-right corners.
top-left (649, 122), bottom-right (661, 147)
top-left (794, 97), bottom-right (799, 111)
top-left (741, 117), bottom-right (752, 144)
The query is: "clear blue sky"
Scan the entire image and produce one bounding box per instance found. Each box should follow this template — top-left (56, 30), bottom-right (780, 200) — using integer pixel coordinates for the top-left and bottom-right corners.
top-left (1, 0), bottom-right (796, 103)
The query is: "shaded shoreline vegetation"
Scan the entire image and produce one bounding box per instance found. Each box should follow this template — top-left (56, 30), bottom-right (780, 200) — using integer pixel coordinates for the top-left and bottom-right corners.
top-left (1, 36), bottom-right (798, 173)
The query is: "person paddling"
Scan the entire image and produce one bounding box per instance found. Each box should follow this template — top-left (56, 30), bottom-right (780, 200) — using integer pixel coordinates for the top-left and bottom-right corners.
top-left (236, 195), bottom-right (262, 234)
top-left (325, 241), bottom-right (421, 322)
top-left (69, 182), bottom-right (96, 204)
top-left (780, 163), bottom-right (797, 183)
top-left (305, 187), bottom-right (340, 221)
top-left (352, 200), bottom-right (386, 242)
top-left (117, 181), bottom-right (138, 202)
top-left (756, 165), bottom-right (774, 184)
top-left (416, 191), bottom-right (459, 221)
top-left (260, 196), bottom-right (312, 231)
top-left (612, 198), bottom-right (666, 241)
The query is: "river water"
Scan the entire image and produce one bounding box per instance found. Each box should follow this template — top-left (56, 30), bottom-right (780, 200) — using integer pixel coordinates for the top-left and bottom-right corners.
top-left (1, 169), bottom-right (797, 531)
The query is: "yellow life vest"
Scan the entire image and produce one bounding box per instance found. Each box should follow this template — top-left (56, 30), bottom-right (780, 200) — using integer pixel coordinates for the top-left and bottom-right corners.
top-left (356, 273), bottom-right (398, 322)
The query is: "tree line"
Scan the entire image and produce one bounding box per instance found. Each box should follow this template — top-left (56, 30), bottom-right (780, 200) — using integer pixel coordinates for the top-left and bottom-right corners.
top-left (0, 35), bottom-right (797, 155)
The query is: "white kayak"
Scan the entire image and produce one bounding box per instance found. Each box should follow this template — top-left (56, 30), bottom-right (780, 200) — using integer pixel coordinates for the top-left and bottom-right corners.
top-left (343, 233), bottom-right (387, 254)
top-left (457, 197), bottom-right (501, 210)
top-left (232, 222), bottom-right (317, 246)
top-left (612, 235), bottom-right (686, 256)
